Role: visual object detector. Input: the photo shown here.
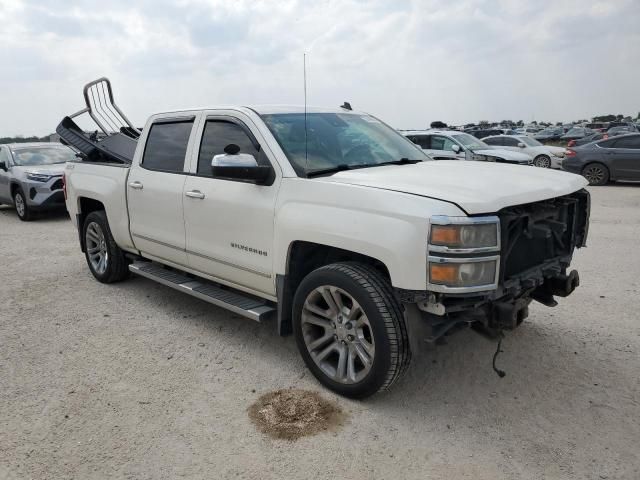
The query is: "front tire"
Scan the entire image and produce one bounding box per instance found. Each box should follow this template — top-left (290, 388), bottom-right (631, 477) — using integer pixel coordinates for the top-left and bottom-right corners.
top-left (533, 155), bottom-right (551, 168)
top-left (83, 210), bottom-right (129, 283)
top-left (13, 189), bottom-right (32, 221)
top-left (293, 262), bottom-right (411, 399)
top-left (582, 162), bottom-right (609, 186)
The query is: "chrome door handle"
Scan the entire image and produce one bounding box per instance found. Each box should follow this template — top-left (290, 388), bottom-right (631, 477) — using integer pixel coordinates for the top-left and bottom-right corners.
top-left (185, 190), bottom-right (205, 199)
top-left (128, 181), bottom-right (143, 189)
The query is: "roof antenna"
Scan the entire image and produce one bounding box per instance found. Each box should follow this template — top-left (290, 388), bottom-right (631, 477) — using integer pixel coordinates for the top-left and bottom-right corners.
top-left (304, 53), bottom-right (309, 174)
top-left (341, 102), bottom-right (352, 111)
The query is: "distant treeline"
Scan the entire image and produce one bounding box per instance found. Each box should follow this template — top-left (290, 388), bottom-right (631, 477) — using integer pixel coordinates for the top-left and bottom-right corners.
top-left (0, 135), bottom-right (55, 144)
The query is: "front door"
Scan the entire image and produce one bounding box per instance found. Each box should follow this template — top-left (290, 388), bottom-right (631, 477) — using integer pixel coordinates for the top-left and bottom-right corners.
top-left (183, 115), bottom-right (279, 296)
top-left (128, 117), bottom-right (197, 265)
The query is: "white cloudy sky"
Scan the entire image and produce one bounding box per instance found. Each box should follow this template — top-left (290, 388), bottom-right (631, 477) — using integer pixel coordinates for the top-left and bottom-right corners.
top-left (0, 0), bottom-right (638, 136)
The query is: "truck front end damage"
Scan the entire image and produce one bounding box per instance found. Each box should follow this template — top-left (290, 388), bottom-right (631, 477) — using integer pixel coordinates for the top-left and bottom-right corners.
top-left (401, 189), bottom-right (590, 343)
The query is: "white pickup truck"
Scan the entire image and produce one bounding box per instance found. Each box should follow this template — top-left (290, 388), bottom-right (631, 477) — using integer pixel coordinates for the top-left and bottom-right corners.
top-left (59, 79), bottom-right (590, 398)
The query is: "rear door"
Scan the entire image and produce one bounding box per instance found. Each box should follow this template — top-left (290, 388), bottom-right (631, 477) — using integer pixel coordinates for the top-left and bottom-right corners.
top-left (182, 112), bottom-right (280, 296)
top-left (127, 114), bottom-right (200, 265)
top-left (606, 136), bottom-right (640, 180)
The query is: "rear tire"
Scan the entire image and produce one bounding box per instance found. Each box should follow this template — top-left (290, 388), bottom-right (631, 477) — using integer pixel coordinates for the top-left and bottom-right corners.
top-left (582, 162), bottom-right (609, 186)
top-left (83, 210), bottom-right (129, 283)
top-left (293, 262), bottom-right (411, 399)
top-left (533, 155), bottom-right (551, 168)
top-left (13, 188), bottom-right (32, 221)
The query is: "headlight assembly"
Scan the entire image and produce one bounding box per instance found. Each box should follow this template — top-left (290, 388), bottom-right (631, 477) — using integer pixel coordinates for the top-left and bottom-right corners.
top-left (427, 216), bottom-right (501, 292)
top-left (429, 257), bottom-right (498, 289)
top-left (26, 172), bottom-right (52, 182)
top-left (429, 216), bottom-right (500, 252)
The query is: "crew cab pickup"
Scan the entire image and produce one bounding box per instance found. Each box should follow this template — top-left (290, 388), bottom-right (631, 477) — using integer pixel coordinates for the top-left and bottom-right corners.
top-left (59, 79), bottom-right (590, 398)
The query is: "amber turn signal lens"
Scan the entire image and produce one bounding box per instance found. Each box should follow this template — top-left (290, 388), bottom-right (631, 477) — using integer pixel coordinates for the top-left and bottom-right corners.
top-left (429, 264), bottom-right (459, 283)
top-left (430, 225), bottom-right (460, 245)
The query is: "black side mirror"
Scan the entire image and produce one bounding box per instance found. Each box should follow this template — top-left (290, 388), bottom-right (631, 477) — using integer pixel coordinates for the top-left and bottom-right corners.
top-left (0, 160), bottom-right (7, 171)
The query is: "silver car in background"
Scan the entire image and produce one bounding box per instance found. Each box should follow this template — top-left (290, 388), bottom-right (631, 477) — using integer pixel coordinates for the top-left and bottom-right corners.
top-left (0, 142), bottom-right (76, 221)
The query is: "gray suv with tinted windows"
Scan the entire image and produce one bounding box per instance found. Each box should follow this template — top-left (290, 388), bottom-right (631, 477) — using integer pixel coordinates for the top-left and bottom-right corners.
top-left (0, 143), bottom-right (76, 221)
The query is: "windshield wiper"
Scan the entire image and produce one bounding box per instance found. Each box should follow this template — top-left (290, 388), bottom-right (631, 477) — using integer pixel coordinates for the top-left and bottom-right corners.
top-left (306, 164), bottom-right (357, 178)
top-left (306, 158), bottom-right (421, 178)
top-left (376, 158), bottom-right (422, 166)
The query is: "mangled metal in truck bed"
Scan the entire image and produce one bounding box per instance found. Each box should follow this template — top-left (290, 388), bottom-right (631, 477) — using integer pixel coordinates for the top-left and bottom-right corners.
top-left (56, 78), bottom-right (140, 163)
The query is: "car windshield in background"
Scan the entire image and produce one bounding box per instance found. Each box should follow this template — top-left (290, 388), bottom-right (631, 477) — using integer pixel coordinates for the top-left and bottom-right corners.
top-left (451, 133), bottom-right (487, 150)
top-left (520, 137), bottom-right (543, 147)
top-left (261, 113), bottom-right (428, 176)
top-left (11, 146), bottom-right (76, 166)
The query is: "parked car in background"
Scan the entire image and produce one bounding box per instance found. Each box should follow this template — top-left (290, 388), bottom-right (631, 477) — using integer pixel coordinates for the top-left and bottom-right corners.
top-left (607, 125), bottom-right (638, 136)
top-left (561, 127), bottom-right (594, 141)
top-left (469, 128), bottom-right (505, 139)
top-left (534, 127), bottom-right (564, 142)
top-left (567, 132), bottom-right (608, 147)
top-left (0, 143), bottom-right (75, 220)
top-left (403, 130), bottom-right (532, 165)
top-left (514, 126), bottom-right (541, 136)
top-left (483, 135), bottom-right (566, 169)
top-left (563, 133), bottom-right (640, 185)
top-left (585, 122), bottom-right (608, 132)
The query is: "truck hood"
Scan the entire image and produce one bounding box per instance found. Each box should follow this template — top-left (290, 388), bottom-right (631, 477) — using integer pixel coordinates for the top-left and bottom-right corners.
top-left (316, 161), bottom-right (588, 214)
top-left (472, 148), bottom-right (531, 162)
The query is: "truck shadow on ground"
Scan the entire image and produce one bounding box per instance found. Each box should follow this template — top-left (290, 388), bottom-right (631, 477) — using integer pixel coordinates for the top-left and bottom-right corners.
top-left (0, 205), bottom-right (70, 222)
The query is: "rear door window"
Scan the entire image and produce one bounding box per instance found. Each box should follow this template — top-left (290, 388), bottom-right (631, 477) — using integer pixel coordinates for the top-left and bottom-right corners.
top-left (142, 120), bottom-right (194, 172)
top-left (484, 137), bottom-right (503, 146)
top-left (411, 135), bottom-right (430, 149)
top-left (612, 136), bottom-right (640, 149)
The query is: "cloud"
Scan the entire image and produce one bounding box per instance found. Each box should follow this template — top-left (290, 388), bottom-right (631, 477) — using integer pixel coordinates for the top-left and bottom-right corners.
top-left (0, 0), bottom-right (638, 135)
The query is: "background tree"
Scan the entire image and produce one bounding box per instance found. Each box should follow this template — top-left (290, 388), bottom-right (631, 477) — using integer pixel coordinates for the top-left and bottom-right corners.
top-left (430, 121), bottom-right (448, 129)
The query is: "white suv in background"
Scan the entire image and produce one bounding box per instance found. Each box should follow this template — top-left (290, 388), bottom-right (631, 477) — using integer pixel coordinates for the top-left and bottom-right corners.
top-left (483, 135), bottom-right (566, 169)
top-left (402, 130), bottom-right (532, 165)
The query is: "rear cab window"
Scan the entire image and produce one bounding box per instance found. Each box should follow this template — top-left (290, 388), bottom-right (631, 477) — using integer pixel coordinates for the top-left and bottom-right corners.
top-left (141, 119), bottom-right (195, 173)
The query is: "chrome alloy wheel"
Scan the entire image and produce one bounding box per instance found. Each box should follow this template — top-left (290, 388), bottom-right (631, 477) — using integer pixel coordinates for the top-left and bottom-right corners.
top-left (534, 155), bottom-right (551, 168)
top-left (85, 222), bottom-right (109, 275)
top-left (301, 285), bottom-right (375, 384)
top-left (584, 165), bottom-right (606, 185)
top-left (14, 193), bottom-right (25, 217)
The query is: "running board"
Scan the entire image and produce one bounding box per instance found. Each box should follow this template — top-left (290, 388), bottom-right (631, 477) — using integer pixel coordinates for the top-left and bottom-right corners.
top-left (129, 262), bottom-right (275, 322)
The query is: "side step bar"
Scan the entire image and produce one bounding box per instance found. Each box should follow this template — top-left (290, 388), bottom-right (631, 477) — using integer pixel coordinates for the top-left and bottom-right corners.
top-left (129, 262), bottom-right (276, 322)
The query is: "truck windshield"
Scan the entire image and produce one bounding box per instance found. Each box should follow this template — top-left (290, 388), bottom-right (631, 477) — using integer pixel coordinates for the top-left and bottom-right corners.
top-left (261, 113), bottom-right (428, 176)
top-left (11, 146), bottom-right (76, 166)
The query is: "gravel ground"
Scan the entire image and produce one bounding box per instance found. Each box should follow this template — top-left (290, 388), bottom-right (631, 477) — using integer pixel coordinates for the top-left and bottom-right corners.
top-left (1, 185), bottom-right (639, 480)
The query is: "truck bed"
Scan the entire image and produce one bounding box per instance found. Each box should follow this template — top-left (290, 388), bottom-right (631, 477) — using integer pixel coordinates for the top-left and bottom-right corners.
top-left (65, 161), bottom-right (135, 252)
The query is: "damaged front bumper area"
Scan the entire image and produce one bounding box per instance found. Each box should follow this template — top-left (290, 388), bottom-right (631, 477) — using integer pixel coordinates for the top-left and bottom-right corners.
top-left (401, 189), bottom-right (590, 343)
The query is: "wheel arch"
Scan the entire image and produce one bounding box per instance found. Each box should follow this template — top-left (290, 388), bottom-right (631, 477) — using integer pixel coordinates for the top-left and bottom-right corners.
top-left (276, 241), bottom-right (392, 336)
top-left (77, 197), bottom-right (106, 252)
top-left (10, 181), bottom-right (22, 197)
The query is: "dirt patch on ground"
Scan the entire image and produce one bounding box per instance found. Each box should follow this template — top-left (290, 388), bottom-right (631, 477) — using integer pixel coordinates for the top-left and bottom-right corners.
top-left (248, 389), bottom-right (346, 440)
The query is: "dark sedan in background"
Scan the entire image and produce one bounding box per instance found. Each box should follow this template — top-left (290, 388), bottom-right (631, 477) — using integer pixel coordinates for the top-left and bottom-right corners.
top-left (563, 133), bottom-right (640, 185)
top-left (0, 143), bottom-right (76, 220)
